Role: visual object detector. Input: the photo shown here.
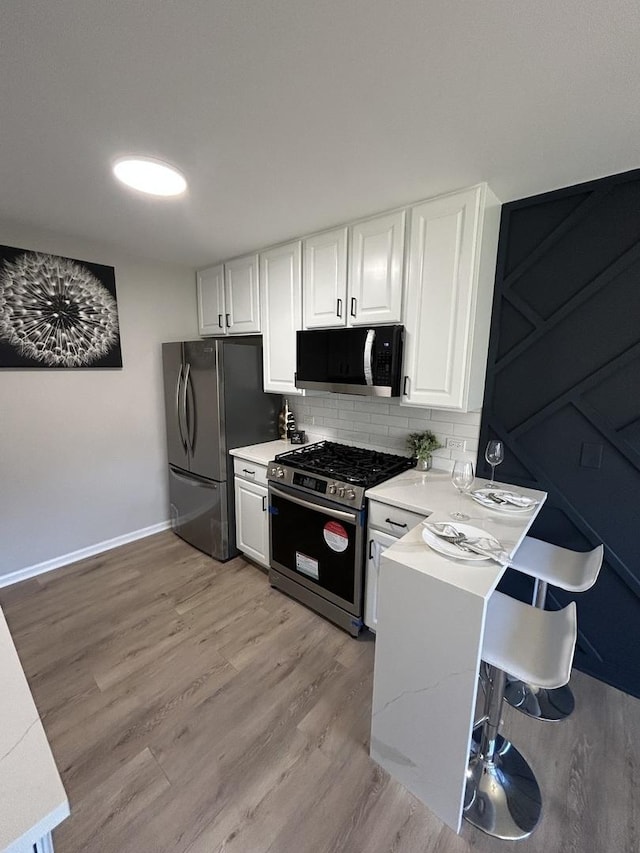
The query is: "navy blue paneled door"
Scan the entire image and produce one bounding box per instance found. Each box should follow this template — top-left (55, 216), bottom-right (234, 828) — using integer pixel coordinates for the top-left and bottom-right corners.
top-left (479, 169), bottom-right (640, 698)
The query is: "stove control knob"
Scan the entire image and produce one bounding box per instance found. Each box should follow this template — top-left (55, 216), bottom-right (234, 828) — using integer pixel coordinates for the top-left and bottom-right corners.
top-left (275, 467), bottom-right (285, 478)
top-left (338, 487), bottom-right (346, 498)
top-left (328, 483), bottom-right (337, 495)
top-left (345, 488), bottom-right (356, 500)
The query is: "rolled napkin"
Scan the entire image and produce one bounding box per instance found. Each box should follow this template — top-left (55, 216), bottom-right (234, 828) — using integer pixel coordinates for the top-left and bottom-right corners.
top-left (464, 538), bottom-right (511, 563)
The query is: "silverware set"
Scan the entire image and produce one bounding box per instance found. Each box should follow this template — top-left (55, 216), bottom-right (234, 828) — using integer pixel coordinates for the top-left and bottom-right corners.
top-left (424, 522), bottom-right (509, 563)
top-left (481, 491), bottom-right (534, 508)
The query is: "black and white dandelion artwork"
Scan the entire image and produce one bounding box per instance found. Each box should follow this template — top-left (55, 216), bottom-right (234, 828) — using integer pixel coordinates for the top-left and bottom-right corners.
top-left (0, 246), bottom-right (122, 368)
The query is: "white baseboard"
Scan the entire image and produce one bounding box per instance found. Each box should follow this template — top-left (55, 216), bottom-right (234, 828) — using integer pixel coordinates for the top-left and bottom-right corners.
top-left (0, 520), bottom-right (172, 589)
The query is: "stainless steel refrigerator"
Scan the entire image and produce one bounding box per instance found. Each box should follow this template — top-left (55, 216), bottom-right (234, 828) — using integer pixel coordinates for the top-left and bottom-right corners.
top-left (162, 337), bottom-right (281, 560)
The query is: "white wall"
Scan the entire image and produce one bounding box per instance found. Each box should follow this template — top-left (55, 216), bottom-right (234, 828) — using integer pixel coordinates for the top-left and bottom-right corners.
top-left (0, 222), bottom-right (197, 578)
top-left (288, 392), bottom-right (481, 471)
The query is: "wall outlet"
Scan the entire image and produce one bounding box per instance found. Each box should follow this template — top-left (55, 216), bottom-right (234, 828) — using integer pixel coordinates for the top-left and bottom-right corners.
top-left (447, 438), bottom-right (466, 451)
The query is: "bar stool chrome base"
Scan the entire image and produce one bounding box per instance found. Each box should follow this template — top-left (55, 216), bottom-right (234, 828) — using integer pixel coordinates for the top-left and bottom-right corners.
top-left (464, 595), bottom-right (577, 840)
top-left (505, 678), bottom-right (575, 721)
top-left (464, 737), bottom-right (542, 840)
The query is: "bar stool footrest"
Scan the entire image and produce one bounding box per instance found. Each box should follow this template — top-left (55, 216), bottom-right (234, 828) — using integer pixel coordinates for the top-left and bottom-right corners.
top-left (504, 678), bottom-right (575, 721)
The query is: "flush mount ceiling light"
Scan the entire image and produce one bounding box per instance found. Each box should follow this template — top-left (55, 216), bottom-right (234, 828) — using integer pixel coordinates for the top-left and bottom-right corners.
top-left (112, 156), bottom-right (187, 197)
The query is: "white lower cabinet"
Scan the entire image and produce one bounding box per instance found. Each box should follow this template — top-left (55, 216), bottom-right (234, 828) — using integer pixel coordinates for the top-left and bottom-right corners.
top-left (364, 529), bottom-right (397, 632)
top-left (365, 500), bottom-right (427, 631)
top-left (34, 833), bottom-right (55, 853)
top-left (234, 460), bottom-right (269, 568)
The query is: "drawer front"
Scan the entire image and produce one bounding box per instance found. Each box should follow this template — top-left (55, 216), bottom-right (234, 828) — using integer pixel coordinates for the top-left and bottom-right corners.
top-left (233, 458), bottom-right (268, 486)
top-left (367, 500), bottom-right (426, 536)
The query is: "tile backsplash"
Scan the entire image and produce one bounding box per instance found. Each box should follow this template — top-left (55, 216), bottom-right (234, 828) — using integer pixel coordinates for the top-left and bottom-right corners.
top-left (287, 391), bottom-right (480, 472)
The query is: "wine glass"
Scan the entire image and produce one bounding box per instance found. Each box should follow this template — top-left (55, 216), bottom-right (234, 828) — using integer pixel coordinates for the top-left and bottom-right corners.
top-left (450, 460), bottom-right (475, 521)
top-left (485, 440), bottom-right (504, 486)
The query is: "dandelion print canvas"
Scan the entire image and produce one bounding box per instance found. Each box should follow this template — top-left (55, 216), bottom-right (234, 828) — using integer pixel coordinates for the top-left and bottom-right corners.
top-left (0, 246), bottom-right (122, 368)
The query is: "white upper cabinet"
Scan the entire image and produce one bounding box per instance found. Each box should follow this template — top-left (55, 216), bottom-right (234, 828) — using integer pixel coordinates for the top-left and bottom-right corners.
top-left (401, 184), bottom-right (500, 411)
top-left (224, 253), bottom-right (261, 335)
top-left (260, 240), bottom-right (303, 395)
top-left (302, 227), bottom-right (348, 328)
top-left (197, 264), bottom-right (225, 335)
top-left (348, 209), bottom-right (405, 325)
top-left (302, 213), bottom-right (405, 330)
top-left (197, 254), bottom-right (261, 336)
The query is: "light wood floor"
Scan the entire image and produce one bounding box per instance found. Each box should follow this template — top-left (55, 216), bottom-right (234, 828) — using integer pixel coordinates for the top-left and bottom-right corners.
top-left (1, 531), bottom-right (638, 853)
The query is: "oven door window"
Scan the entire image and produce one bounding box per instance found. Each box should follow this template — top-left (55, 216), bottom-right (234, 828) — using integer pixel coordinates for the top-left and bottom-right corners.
top-left (270, 490), bottom-right (360, 608)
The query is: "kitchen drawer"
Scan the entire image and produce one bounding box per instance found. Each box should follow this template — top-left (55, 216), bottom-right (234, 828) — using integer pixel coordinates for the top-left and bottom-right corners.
top-left (367, 500), bottom-right (426, 536)
top-left (233, 458), bottom-right (268, 486)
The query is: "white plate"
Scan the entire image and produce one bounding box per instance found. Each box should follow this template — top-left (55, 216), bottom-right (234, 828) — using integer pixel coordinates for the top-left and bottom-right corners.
top-left (421, 522), bottom-right (499, 562)
top-left (471, 488), bottom-right (537, 514)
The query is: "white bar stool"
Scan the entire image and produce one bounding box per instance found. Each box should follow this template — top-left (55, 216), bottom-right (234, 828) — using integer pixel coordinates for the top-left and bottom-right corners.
top-left (464, 591), bottom-right (577, 840)
top-left (505, 538), bottom-right (603, 721)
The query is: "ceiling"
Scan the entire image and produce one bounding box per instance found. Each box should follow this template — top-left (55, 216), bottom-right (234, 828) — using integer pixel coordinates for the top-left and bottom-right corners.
top-left (2, 0), bottom-right (639, 268)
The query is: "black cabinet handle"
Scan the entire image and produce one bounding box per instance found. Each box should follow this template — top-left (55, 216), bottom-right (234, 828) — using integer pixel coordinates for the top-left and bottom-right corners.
top-left (242, 468), bottom-right (255, 476)
top-left (350, 297), bottom-right (357, 317)
top-left (385, 518), bottom-right (408, 529)
top-left (336, 298), bottom-right (343, 317)
top-left (403, 376), bottom-right (409, 396)
top-left (262, 495), bottom-right (267, 512)
top-left (218, 313), bottom-right (223, 328)
top-left (368, 538), bottom-right (374, 560)
top-left (225, 313), bottom-right (231, 328)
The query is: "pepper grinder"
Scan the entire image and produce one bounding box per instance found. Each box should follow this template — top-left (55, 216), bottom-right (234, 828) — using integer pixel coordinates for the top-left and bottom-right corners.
top-left (279, 398), bottom-right (295, 440)
top-left (285, 403), bottom-right (296, 438)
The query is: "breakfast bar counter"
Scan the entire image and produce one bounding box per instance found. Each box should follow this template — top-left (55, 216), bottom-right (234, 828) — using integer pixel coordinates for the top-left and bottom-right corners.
top-left (367, 472), bottom-right (546, 833)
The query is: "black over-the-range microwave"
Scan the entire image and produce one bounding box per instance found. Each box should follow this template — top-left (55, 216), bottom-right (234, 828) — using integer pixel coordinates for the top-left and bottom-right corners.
top-left (295, 325), bottom-right (404, 397)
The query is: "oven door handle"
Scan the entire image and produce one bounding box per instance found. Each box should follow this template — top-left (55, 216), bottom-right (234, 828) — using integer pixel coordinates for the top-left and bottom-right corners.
top-left (269, 485), bottom-right (357, 523)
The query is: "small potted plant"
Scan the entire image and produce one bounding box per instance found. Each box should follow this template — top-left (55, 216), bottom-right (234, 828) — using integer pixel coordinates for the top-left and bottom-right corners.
top-left (407, 430), bottom-right (443, 471)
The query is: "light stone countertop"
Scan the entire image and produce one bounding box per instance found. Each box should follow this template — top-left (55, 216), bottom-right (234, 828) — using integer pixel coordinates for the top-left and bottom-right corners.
top-left (0, 608), bottom-right (69, 853)
top-left (368, 471), bottom-right (546, 598)
top-left (229, 439), bottom-right (297, 466)
top-left (366, 469), bottom-right (458, 515)
top-left (366, 468), bottom-right (441, 514)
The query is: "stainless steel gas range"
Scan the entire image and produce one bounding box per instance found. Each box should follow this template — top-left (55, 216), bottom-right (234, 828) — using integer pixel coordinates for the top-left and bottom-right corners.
top-left (267, 441), bottom-right (414, 636)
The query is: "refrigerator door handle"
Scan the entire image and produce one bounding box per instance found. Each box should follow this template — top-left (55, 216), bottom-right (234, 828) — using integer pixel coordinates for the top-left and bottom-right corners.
top-left (184, 361), bottom-right (196, 456)
top-left (169, 465), bottom-right (219, 488)
top-left (182, 362), bottom-right (192, 456)
top-left (175, 364), bottom-right (188, 453)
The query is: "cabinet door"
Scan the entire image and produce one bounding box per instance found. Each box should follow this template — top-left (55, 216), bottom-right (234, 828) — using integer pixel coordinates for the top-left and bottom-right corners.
top-left (225, 254), bottom-right (261, 335)
top-left (197, 264), bottom-right (225, 336)
top-left (401, 185), bottom-right (499, 411)
top-left (302, 227), bottom-right (348, 328)
top-left (234, 477), bottom-right (269, 568)
top-left (260, 241), bottom-right (303, 395)
top-left (364, 528), bottom-right (397, 632)
top-left (348, 210), bottom-right (405, 326)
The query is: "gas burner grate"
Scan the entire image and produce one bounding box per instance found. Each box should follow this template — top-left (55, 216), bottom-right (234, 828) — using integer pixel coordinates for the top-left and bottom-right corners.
top-left (275, 441), bottom-right (414, 488)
